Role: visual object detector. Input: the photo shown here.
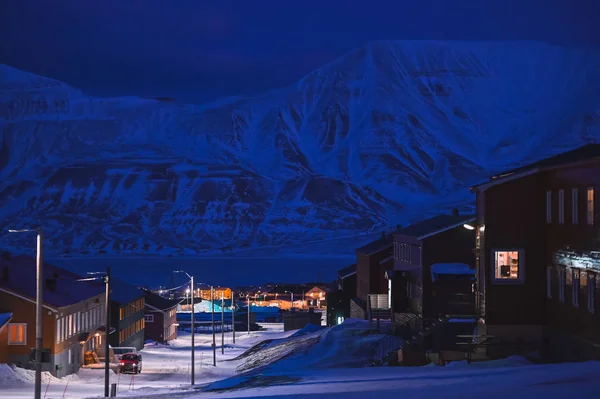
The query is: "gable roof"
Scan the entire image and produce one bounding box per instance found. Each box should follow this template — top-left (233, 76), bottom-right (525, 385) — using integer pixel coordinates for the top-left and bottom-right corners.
top-left (471, 144), bottom-right (600, 192)
top-left (395, 214), bottom-right (476, 240)
top-left (356, 231), bottom-right (396, 255)
top-left (108, 277), bottom-right (145, 305)
top-left (0, 255), bottom-right (104, 308)
top-left (0, 313), bottom-right (12, 332)
top-left (143, 289), bottom-right (179, 312)
top-left (337, 264), bottom-right (356, 279)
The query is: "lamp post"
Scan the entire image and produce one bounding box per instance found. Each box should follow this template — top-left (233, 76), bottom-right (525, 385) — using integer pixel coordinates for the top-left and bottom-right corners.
top-left (285, 290), bottom-right (294, 310)
top-left (9, 228), bottom-right (43, 399)
top-left (211, 286), bottom-right (216, 366)
top-left (174, 271), bottom-right (195, 385)
top-left (231, 291), bottom-right (235, 344)
top-left (76, 267), bottom-right (111, 397)
top-left (246, 295), bottom-right (250, 334)
top-left (221, 293), bottom-right (224, 354)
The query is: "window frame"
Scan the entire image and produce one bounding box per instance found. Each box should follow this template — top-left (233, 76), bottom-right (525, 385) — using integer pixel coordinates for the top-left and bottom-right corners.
top-left (572, 188), bottom-right (579, 224)
top-left (558, 189), bottom-right (565, 224)
top-left (144, 314), bottom-right (155, 323)
top-left (490, 248), bottom-right (525, 284)
top-left (587, 187), bottom-right (595, 225)
top-left (572, 269), bottom-right (580, 308)
top-left (546, 190), bottom-right (552, 223)
top-left (8, 323), bottom-right (27, 345)
top-left (589, 273), bottom-right (596, 314)
top-left (558, 267), bottom-right (566, 302)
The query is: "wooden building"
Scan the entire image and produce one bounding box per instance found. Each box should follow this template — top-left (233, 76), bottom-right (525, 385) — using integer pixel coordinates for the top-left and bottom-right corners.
top-left (0, 256), bottom-right (105, 377)
top-left (390, 212), bottom-right (476, 322)
top-left (326, 264), bottom-right (356, 326)
top-left (470, 143), bottom-right (600, 361)
top-left (108, 279), bottom-right (145, 350)
top-left (305, 285), bottom-right (329, 308)
top-left (143, 289), bottom-right (178, 344)
top-left (198, 287), bottom-right (232, 300)
top-left (355, 229), bottom-right (399, 303)
top-left (0, 313), bottom-right (13, 363)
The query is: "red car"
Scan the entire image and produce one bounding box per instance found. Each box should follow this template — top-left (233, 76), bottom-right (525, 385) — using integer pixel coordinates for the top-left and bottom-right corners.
top-left (118, 353), bottom-right (143, 374)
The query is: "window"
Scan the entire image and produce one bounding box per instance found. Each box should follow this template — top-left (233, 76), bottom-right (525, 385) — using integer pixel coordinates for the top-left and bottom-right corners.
top-left (572, 269), bottom-right (580, 307)
top-left (68, 314), bottom-right (73, 337)
top-left (587, 187), bottom-right (595, 225)
top-left (492, 250), bottom-right (523, 282)
top-left (558, 189), bottom-right (564, 224)
top-left (56, 319), bottom-right (61, 344)
top-left (589, 274), bottom-right (596, 313)
top-left (547, 266), bottom-right (552, 299)
top-left (559, 268), bottom-right (566, 302)
top-left (572, 188), bottom-right (579, 224)
top-left (546, 190), bottom-right (552, 223)
top-left (68, 349), bottom-right (72, 364)
top-left (8, 323), bottom-right (27, 345)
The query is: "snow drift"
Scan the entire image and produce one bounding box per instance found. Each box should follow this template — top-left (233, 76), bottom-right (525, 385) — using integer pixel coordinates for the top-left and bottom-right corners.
top-left (1, 41), bottom-right (600, 256)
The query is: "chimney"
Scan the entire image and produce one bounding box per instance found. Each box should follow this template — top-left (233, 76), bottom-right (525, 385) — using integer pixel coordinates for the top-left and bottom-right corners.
top-left (45, 276), bottom-right (57, 292)
top-left (396, 224), bottom-right (402, 232)
top-left (1, 267), bottom-right (8, 282)
top-left (452, 208), bottom-right (459, 216)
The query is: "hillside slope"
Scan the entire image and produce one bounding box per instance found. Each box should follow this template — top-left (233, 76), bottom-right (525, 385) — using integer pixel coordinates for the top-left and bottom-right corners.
top-left (1, 41), bottom-right (599, 256)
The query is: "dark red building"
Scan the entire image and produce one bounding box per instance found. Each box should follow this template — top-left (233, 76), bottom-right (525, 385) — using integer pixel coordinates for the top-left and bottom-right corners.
top-left (470, 143), bottom-right (600, 361)
top-left (391, 212), bottom-right (476, 321)
top-left (143, 290), bottom-right (178, 344)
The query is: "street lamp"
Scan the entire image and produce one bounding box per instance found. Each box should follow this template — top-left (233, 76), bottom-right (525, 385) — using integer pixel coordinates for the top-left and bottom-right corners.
top-left (285, 290), bottom-right (294, 310)
top-left (9, 228), bottom-right (43, 399)
top-left (174, 271), bottom-right (195, 385)
top-left (77, 268), bottom-right (111, 398)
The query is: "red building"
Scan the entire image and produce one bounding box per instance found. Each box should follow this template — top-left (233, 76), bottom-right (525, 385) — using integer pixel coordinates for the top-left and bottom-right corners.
top-left (143, 290), bottom-right (178, 344)
top-left (470, 144), bottom-right (600, 361)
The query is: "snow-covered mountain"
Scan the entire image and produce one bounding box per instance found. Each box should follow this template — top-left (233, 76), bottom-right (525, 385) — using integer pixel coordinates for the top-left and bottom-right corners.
top-left (1, 41), bottom-right (600, 256)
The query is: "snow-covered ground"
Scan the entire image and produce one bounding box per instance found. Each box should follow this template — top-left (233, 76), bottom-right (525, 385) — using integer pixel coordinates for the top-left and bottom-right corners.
top-left (0, 323), bottom-right (291, 398)
top-left (1, 321), bottom-right (600, 399)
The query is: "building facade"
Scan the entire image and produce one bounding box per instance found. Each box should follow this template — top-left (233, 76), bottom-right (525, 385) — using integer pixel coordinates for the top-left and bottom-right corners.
top-left (470, 144), bottom-right (600, 360)
top-left (109, 279), bottom-right (145, 350)
top-left (143, 289), bottom-right (178, 344)
top-left (0, 256), bottom-right (106, 377)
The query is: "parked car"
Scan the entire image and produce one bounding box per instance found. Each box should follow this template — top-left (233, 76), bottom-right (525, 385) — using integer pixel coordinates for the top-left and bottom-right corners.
top-left (112, 347), bottom-right (137, 361)
top-left (118, 353), bottom-right (143, 374)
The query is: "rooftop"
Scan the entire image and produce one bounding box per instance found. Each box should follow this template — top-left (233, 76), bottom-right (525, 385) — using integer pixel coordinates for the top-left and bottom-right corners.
top-left (143, 289), bottom-right (179, 312)
top-left (356, 227), bottom-right (401, 255)
top-left (472, 143), bottom-right (600, 191)
top-left (337, 264), bottom-right (356, 279)
top-left (396, 214), bottom-right (475, 240)
top-left (0, 255), bottom-right (104, 308)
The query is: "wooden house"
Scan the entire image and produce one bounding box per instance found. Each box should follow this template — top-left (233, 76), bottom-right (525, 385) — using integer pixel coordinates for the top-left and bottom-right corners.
top-left (143, 289), bottom-right (178, 344)
top-left (470, 143), bottom-right (600, 361)
top-left (108, 279), bottom-right (145, 351)
top-left (0, 256), bottom-right (105, 377)
top-left (390, 212), bottom-right (477, 323)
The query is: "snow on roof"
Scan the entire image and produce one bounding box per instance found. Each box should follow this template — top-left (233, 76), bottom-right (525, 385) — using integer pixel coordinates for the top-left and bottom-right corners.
top-left (430, 263), bottom-right (475, 282)
top-left (0, 313), bottom-right (12, 329)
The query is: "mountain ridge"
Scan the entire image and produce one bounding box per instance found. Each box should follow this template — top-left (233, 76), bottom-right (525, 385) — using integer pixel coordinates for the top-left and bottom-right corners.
top-left (1, 40), bottom-right (600, 256)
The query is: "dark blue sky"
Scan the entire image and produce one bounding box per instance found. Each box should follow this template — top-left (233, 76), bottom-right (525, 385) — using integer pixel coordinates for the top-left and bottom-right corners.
top-left (1, 0), bottom-right (598, 103)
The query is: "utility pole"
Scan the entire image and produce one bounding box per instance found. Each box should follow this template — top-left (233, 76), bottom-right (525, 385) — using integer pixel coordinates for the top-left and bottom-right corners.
top-left (35, 230), bottom-right (43, 399)
top-left (247, 295), bottom-right (250, 334)
top-left (8, 228), bottom-right (44, 399)
top-left (190, 275), bottom-right (195, 385)
top-left (104, 266), bottom-right (111, 398)
top-left (232, 291), bottom-right (235, 344)
top-left (211, 286), bottom-right (216, 366)
top-left (221, 293), bottom-right (224, 354)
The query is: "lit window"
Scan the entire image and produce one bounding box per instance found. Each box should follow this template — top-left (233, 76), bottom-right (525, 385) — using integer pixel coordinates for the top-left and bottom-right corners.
top-left (589, 274), bottom-right (596, 314)
top-left (8, 323), bottom-right (27, 345)
top-left (558, 189), bottom-right (564, 224)
top-left (546, 191), bottom-right (552, 223)
top-left (572, 188), bottom-right (579, 224)
top-left (547, 266), bottom-right (552, 299)
top-left (572, 269), bottom-right (580, 307)
top-left (587, 187), bottom-right (595, 225)
top-left (559, 268), bottom-right (566, 302)
top-left (493, 250), bottom-right (523, 281)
